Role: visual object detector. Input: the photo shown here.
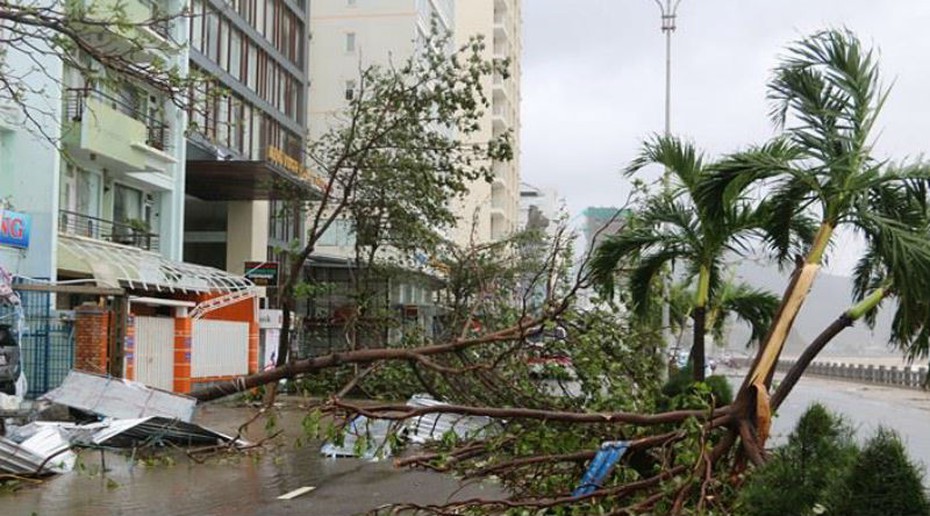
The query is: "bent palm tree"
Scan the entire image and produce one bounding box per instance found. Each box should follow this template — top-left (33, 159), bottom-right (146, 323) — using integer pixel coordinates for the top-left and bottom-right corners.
top-left (590, 136), bottom-right (805, 381)
top-left (702, 29), bottom-right (930, 445)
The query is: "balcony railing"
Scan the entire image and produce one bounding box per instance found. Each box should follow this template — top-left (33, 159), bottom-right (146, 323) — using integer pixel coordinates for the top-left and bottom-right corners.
top-left (65, 87), bottom-right (171, 151)
top-left (59, 210), bottom-right (160, 252)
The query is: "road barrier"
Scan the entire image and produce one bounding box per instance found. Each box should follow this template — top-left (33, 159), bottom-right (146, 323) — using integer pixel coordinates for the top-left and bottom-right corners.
top-left (771, 359), bottom-right (929, 390)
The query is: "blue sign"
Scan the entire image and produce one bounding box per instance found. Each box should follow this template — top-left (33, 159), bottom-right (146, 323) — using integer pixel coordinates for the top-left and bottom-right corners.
top-left (0, 210), bottom-right (31, 249)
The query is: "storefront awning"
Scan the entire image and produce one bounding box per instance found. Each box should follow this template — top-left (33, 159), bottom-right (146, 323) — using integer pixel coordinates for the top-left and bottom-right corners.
top-left (58, 234), bottom-right (253, 294)
top-left (185, 160), bottom-right (322, 201)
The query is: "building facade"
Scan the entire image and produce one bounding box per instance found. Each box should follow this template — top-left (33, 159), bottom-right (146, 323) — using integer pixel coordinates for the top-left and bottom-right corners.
top-left (0, 1), bottom-right (265, 396)
top-left (183, 0), bottom-right (313, 288)
top-left (452, 0), bottom-right (522, 246)
top-left (519, 182), bottom-right (565, 237)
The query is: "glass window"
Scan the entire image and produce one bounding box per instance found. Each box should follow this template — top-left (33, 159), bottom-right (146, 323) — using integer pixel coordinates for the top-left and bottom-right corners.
top-left (205, 9), bottom-right (219, 61)
top-left (247, 43), bottom-right (257, 90)
top-left (345, 80), bottom-right (356, 101)
top-left (229, 29), bottom-right (241, 79)
top-left (190, 0), bottom-right (204, 52)
top-left (346, 32), bottom-right (356, 52)
top-left (219, 19), bottom-right (228, 70)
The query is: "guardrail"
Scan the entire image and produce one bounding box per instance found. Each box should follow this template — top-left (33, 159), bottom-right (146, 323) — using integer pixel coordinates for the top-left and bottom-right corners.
top-left (775, 359), bottom-right (928, 390)
top-left (59, 210), bottom-right (160, 252)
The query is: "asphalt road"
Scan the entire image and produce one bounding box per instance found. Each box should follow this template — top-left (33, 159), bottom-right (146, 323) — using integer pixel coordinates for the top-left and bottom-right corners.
top-left (763, 371), bottom-right (930, 485)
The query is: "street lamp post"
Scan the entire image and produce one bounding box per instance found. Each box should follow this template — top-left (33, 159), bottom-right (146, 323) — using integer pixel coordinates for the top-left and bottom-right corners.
top-left (654, 0), bottom-right (681, 184)
top-left (654, 0), bottom-right (682, 357)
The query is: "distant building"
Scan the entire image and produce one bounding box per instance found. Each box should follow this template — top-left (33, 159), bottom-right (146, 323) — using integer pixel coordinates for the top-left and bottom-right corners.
top-left (519, 182), bottom-right (565, 237)
top-left (582, 207), bottom-right (629, 253)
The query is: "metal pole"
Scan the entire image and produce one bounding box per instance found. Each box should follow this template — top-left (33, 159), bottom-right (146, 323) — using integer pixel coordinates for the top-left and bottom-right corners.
top-left (654, 0), bottom-right (681, 356)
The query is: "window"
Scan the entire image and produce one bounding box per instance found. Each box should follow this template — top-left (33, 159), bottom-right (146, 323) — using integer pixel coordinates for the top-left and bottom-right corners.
top-left (345, 80), bottom-right (356, 101)
top-left (114, 184), bottom-right (143, 224)
top-left (346, 32), bottom-right (356, 52)
top-left (229, 29), bottom-right (242, 79)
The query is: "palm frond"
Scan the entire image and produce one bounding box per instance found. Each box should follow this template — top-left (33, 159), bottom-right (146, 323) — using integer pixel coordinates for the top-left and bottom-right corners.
top-left (626, 134), bottom-right (705, 195)
top-left (717, 283), bottom-right (781, 347)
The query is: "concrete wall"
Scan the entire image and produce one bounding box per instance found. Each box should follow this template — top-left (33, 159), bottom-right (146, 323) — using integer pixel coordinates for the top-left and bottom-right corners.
top-left (774, 359), bottom-right (929, 390)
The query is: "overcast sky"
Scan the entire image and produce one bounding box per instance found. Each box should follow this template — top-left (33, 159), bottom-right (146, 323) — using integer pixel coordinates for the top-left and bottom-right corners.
top-left (521, 1), bottom-right (930, 273)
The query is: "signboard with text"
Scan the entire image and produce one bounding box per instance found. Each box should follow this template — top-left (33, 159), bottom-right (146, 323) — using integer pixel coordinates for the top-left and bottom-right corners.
top-left (244, 261), bottom-right (278, 286)
top-left (0, 210), bottom-right (31, 249)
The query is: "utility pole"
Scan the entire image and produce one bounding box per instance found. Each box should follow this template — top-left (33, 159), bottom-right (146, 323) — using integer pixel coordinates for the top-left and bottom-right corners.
top-left (654, 0), bottom-right (682, 355)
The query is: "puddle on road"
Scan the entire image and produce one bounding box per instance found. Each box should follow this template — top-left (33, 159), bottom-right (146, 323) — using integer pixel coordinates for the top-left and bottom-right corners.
top-left (1, 403), bottom-right (503, 516)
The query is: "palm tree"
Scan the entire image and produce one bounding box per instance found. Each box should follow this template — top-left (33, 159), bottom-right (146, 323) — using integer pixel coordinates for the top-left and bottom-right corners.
top-left (701, 29), bottom-right (930, 441)
top-left (669, 279), bottom-right (780, 370)
top-left (590, 136), bottom-right (804, 381)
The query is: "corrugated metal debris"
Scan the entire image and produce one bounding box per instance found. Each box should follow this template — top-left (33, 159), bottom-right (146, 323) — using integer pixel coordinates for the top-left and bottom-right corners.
top-left (0, 424), bottom-right (75, 475)
top-left (42, 371), bottom-right (197, 422)
top-left (320, 394), bottom-right (497, 459)
top-left (320, 415), bottom-right (395, 460)
top-left (405, 394), bottom-right (493, 444)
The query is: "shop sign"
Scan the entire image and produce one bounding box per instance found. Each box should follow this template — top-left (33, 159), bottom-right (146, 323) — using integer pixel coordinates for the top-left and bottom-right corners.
top-left (259, 309), bottom-right (284, 329)
top-left (0, 210), bottom-right (30, 249)
top-left (244, 261), bottom-right (278, 286)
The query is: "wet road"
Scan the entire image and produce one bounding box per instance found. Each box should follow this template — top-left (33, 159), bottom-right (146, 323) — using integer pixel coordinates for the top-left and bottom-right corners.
top-left (3, 376), bottom-right (928, 515)
top-left (763, 372), bottom-right (930, 485)
top-left (1, 404), bottom-right (503, 516)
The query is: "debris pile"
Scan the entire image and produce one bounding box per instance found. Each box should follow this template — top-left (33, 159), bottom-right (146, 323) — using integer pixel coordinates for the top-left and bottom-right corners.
top-left (0, 371), bottom-right (243, 478)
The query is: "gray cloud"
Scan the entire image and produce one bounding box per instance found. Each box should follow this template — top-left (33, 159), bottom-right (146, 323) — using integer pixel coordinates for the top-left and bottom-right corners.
top-left (522, 0), bottom-right (930, 241)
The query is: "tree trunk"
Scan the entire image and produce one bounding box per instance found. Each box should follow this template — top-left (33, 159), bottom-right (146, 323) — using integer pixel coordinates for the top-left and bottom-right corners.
top-left (739, 222), bottom-right (833, 445)
top-left (691, 306), bottom-right (706, 382)
top-left (770, 285), bottom-right (889, 410)
top-left (770, 313), bottom-right (852, 410)
top-left (691, 265), bottom-right (711, 382)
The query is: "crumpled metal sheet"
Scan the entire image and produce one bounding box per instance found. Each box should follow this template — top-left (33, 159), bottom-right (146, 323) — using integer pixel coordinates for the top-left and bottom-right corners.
top-left (0, 424), bottom-right (75, 475)
top-left (42, 371), bottom-right (197, 422)
top-left (62, 417), bottom-right (245, 449)
top-left (320, 415), bottom-right (395, 460)
top-left (404, 394), bottom-right (494, 444)
top-left (320, 394), bottom-right (496, 459)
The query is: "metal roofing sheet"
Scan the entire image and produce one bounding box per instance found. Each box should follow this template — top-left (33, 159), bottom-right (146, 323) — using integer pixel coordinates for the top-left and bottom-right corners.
top-left (42, 371), bottom-right (197, 422)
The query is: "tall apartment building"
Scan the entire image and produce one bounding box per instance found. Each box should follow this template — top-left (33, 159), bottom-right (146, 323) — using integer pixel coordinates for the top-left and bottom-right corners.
top-left (183, 0), bottom-right (313, 284)
top-left (304, 0), bottom-right (456, 354)
top-left (452, 0), bottom-right (522, 246)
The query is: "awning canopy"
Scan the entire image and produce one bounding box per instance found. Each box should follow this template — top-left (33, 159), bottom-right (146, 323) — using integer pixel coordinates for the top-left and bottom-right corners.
top-left (58, 234), bottom-right (253, 294)
top-left (185, 160), bottom-right (321, 201)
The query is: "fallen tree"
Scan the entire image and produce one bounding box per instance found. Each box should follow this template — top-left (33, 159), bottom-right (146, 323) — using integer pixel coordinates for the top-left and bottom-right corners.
top-left (189, 29), bottom-right (930, 515)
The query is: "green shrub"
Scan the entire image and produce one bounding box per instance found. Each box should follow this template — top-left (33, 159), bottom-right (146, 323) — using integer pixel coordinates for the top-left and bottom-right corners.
top-left (735, 403), bottom-right (858, 516)
top-left (659, 365), bottom-right (732, 409)
top-left (827, 427), bottom-right (930, 516)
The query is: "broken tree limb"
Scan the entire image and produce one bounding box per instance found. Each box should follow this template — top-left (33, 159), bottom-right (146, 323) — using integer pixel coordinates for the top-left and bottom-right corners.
top-left (190, 317), bottom-right (547, 402)
top-left (328, 398), bottom-right (730, 426)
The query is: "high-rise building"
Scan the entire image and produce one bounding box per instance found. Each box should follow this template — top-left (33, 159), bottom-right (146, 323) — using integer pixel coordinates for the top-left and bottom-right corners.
top-left (452, 0), bottom-right (522, 247)
top-left (183, 0), bottom-right (315, 287)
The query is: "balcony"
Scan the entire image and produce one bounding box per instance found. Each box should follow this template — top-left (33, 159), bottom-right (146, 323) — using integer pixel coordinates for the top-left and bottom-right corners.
top-left (59, 210), bottom-right (160, 252)
top-left (77, 0), bottom-right (177, 55)
top-left (63, 88), bottom-right (175, 178)
top-left (66, 88), bottom-right (170, 151)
